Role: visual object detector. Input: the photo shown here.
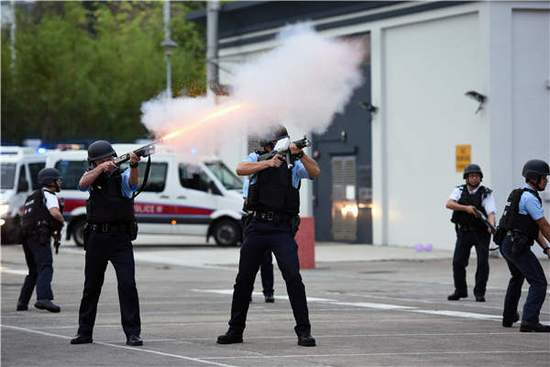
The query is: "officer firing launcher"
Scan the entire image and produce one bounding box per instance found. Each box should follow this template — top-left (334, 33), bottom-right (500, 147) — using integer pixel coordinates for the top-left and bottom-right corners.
top-left (258, 136), bottom-right (311, 169)
top-left (114, 142), bottom-right (156, 166)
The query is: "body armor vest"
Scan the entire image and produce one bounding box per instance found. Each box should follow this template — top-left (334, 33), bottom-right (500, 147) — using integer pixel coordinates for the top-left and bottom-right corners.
top-left (21, 189), bottom-right (59, 234)
top-left (497, 188), bottom-right (541, 245)
top-left (86, 169), bottom-right (135, 224)
top-left (246, 156), bottom-right (300, 215)
top-left (451, 184), bottom-right (490, 230)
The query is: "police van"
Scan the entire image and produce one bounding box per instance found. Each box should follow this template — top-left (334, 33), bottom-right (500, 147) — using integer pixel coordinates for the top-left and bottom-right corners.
top-left (46, 144), bottom-right (245, 247)
top-left (0, 146), bottom-right (47, 244)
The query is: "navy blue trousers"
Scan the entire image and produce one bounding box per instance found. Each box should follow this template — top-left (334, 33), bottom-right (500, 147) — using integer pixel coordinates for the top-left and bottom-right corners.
top-left (228, 218), bottom-right (311, 336)
top-left (18, 236), bottom-right (54, 304)
top-left (77, 231), bottom-right (141, 338)
top-left (452, 230), bottom-right (490, 297)
top-left (259, 250), bottom-right (274, 296)
top-left (500, 236), bottom-right (548, 324)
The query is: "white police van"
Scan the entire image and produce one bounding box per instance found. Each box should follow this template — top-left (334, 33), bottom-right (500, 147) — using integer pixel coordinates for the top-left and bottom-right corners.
top-left (46, 144), bottom-right (244, 247)
top-left (0, 146), bottom-right (47, 244)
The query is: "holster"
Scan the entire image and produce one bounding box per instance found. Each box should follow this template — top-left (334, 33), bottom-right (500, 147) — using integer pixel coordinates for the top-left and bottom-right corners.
top-left (37, 225), bottom-right (52, 246)
top-left (241, 213), bottom-right (253, 241)
top-left (129, 221), bottom-right (138, 241)
top-left (290, 215), bottom-right (301, 238)
top-left (510, 231), bottom-right (530, 256)
top-left (83, 223), bottom-right (92, 250)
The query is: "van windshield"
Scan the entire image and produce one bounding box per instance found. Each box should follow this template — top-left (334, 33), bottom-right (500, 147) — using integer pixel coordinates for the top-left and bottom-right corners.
top-left (1, 163), bottom-right (16, 190)
top-left (205, 161), bottom-right (243, 191)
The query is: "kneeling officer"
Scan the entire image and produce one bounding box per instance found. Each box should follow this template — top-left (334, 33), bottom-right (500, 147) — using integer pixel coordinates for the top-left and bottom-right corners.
top-left (17, 168), bottom-right (64, 312)
top-left (497, 159), bottom-right (550, 332)
top-left (71, 140), bottom-right (143, 346)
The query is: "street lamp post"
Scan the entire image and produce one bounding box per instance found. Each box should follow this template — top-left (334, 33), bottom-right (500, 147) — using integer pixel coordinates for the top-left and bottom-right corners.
top-left (161, 0), bottom-right (177, 98)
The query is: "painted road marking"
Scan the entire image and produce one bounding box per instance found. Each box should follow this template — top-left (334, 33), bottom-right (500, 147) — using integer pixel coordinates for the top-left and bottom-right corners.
top-left (1, 324), bottom-right (238, 367)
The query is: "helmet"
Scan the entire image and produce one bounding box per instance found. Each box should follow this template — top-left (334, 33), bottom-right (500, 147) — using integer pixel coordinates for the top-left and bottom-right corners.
top-left (259, 125), bottom-right (289, 147)
top-left (37, 168), bottom-right (62, 186)
top-left (87, 140), bottom-right (116, 162)
top-left (522, 159), bottom-right (550, 180)
top-left (463, 164), bottom-right (483, 180)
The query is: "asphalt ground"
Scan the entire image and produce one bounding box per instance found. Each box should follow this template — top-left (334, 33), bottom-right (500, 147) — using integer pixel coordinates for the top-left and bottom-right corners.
top-left (1, 242), bottom-right (550, 367)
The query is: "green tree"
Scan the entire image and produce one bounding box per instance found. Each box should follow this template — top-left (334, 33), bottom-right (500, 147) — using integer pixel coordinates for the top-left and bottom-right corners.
top-left (1, 1), bottom-right (206, 144)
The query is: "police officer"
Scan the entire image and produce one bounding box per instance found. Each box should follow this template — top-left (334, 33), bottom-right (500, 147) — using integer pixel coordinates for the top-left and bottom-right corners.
top-left (71, 140), bottom-right (143, 346)
top-left (446, 164), bottom-right (496, 302)
top-left (217, 125), bottom-right (320, 347)
top-left (17, 168), bottom-right (64, 313)
top-left (498, 159), bottom-right (550, 332)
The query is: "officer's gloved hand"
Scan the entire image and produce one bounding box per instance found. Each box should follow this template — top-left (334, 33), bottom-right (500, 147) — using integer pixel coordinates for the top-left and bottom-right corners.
top-left (267, 154), bottom-right (284, 168)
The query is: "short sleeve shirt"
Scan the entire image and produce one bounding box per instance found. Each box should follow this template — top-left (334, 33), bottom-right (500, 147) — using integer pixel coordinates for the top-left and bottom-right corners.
top-left (518, 184), bottom-right (544, 221)
top-left (42, 190), bottom-right (59, 210)
top-left (449, 185), bottom-right (496, 215)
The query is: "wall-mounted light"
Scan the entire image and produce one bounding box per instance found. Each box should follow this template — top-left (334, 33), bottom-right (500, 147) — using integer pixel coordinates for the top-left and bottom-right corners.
top-left (465, 90), bottom-right (487, 114)
top-left (359, 101), bottom-right (378, 115)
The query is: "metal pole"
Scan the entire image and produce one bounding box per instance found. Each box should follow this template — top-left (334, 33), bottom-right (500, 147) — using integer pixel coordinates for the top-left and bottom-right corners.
top-left (163, 0), bottom-right (172, 97)
top-left (206, 0), bottom-right (220, 96)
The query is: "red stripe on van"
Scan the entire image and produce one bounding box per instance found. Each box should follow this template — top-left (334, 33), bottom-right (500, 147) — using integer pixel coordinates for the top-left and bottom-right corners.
top-left (62, 198), bottom-right (213, 216)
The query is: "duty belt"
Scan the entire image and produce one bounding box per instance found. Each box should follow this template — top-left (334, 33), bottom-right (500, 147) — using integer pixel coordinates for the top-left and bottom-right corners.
top-left (253, 211), bottom-right (293, 223)
top-left (89, 223), bottom-right (131, 233)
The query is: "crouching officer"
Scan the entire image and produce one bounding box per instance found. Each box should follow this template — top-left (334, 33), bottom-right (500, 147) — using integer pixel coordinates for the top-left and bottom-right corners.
top-left (445, 164), bottom-right (496, 302)
top-left (217, 126), bottom-right (320, 347)
top-left (17, 168), bottom-right (64, 312)
top-left (496, 159), bottom-right (550, 332)
top-left (71, 140), bottom-right (143, 346)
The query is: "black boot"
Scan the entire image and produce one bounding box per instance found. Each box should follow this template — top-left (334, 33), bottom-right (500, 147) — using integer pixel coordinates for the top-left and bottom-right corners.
top-left (34, 300), bottom-right (60, 313)
top-left (447, 291), bottom-right (467, 301)
top-left (520, 322), bottom-right (550, 332)
top-left (16, 303), bottom-right (28, 311)
top-left (297, 334), bottom-right (316, 347)
top-left (264, 294), bottom-right (275, 303)
top-left (217, 330), bottom-right (243, 344)
top-left (502, 312), bottom-right (520, 328)
top-left (70, 335), bottom-right (93, 344)
top-left (475, 295), bottom-right (486, 302)
top-left (126, 335), bottom-right (143, 346)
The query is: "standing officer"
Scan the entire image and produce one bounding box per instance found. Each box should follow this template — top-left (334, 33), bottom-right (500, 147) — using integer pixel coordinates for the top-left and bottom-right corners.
top-left (497, 159), bottom-right (550, 332)
top-left (217, 125), bottom-right (320, 347)
top-left (71, 140), bottom-right (143, 346)
top-left (445, 164), bottom-right (496, 302)
top-left (17, 168), bottom-right (64, 313)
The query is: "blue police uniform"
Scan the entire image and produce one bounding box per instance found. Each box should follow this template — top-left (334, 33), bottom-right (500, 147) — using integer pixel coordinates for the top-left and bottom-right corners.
top-left (500, 184), bottom-right (547, 325)
top-left (75, 168), bottom-right (141, 340)
top-left (226, 152), bottom-right (312, 338)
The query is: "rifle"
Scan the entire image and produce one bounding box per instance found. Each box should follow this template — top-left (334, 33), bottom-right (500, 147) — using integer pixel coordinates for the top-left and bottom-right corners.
top-left (474, 208), bottom-right (499, 251)
top-left (258, 136), bottom-right (311, 168)
top-left (52, 230), bottom-right (61, 254)
top-left (114, 142), bottom-right (156, 166)
top-left (113, 142), bottom-right (156, 198)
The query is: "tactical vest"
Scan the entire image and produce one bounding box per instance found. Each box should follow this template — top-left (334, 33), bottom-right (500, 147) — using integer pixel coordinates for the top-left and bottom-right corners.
top-left (21, 189), bottom-right (58, 234)
top-left (246, 157), bottom-right (300, 215)
top-left (496, 188), bottom-right (541, 245)
top-left (86, 169), bottom-right (135, 224)
top-left (450, 184), bottom-right (491, 230)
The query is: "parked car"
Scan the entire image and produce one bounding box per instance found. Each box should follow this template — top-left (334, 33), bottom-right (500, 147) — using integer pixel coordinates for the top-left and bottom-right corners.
top-left (0, 146), bottom-right (46, 244)
top-left (46, 144), bottom-right (245, 247)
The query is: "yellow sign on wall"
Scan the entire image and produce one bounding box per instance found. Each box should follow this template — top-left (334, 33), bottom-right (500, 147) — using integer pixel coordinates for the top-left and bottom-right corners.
top-left (456, 144), bottom-right (471, 172)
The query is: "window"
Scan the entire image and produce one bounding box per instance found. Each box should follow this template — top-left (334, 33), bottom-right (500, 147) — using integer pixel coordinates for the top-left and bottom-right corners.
top-left (179, 164), bottom-right (211, 193)
top-left (17, 165), bottom-right (28, 192)
top-left (136, 162), bottom-right (167, 192)
top-left (54, 160), bottom-right (89, 190)
top-left (205, 161), bottom-right (243, 191)
top-left (29, 162), bottom-right (46, 190)
top-left (1, 163), bottom-right (16, 190)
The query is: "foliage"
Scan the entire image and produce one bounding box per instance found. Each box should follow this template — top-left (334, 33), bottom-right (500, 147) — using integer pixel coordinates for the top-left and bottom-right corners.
top-left (1, 1), bottom-right (206, 144)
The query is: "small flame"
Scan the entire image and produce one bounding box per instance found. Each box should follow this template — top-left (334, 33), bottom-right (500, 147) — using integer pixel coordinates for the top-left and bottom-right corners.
top-left (159, 103), bottom-right (244, 143)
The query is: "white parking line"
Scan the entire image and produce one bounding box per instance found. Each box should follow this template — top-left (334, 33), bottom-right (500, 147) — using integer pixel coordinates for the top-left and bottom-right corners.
top-left (1, 324), bottom-right (238, 367)
top-left (0, 266), bottom-right (28, 275)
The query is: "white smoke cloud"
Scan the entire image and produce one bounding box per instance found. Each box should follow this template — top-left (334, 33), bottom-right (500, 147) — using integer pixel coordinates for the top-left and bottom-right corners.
top-left (141, 23), bottom-right (364, 154)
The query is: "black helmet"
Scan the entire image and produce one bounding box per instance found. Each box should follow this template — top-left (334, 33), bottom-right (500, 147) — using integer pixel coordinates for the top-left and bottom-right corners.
top-left (522, 159), bottom-right (550, 180)
top-left (87, 140), bottom-right (116, 162)
top-left (463, 164), bottom-right (483, 180)
top-left (38, 168), bottom-right (62, 186)
top-left (259, 125), bottom-right (289, 147)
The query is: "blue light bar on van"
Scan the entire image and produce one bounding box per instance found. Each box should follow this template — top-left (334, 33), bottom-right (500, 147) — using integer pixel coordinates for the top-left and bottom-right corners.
top-left (37, 147), bottom-right (47, 154)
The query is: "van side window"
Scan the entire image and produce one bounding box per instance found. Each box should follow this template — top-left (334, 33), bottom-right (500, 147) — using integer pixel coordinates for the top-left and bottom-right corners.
top-left (17, 165), bottom-right (28, 192)
top-left (135, 162), bottom-right (167, 192)
top-left (29, 162), bottom-right (46, 190)
top-left (54, 160), bottom-right (89, 190)
top-left (179, 164), bottom-right (210, 193)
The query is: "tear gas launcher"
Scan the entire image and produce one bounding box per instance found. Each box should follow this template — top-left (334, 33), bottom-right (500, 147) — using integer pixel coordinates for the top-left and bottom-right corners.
top-left (258, 136), bottom-right (311, 168)
top-left (114, 142), bottom-right (157, 166)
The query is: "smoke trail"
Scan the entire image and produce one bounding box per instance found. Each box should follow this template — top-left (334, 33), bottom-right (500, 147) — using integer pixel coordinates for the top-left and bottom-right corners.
top-left (141, 23), bottom-right (364, 153)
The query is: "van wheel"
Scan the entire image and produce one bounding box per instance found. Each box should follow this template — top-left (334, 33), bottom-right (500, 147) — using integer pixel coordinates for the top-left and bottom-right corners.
top-left (72, 219), bottom-right (86, 247)
top-left (212, 219), bottom-right (241, 247)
